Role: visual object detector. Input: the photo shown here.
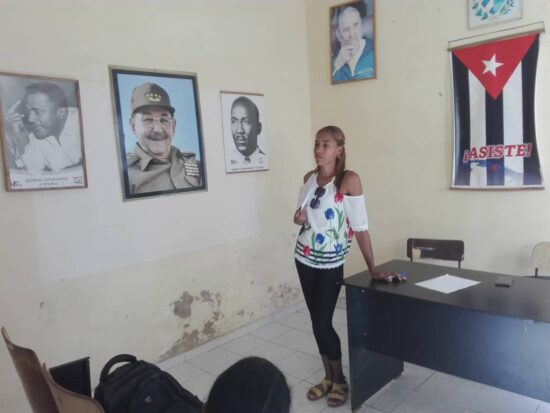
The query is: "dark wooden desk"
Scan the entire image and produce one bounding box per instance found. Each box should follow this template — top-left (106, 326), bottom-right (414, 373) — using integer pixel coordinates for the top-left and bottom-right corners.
top-left (344, 260), bottom-right (550, 410)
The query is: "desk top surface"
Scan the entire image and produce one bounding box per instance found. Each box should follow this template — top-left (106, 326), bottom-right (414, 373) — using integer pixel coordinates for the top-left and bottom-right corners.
top-left (344, 259), bottom-right (550, 324)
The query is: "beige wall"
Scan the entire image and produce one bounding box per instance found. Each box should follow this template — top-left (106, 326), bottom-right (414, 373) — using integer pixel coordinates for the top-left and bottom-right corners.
top-left (306, 0), bottom-right (550, 277)
top-left (0, 0), bottom-right (312, 409)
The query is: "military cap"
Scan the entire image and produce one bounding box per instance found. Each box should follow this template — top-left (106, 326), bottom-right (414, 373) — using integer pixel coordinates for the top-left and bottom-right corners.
top-left (131, 82), bottom-right (175, 115)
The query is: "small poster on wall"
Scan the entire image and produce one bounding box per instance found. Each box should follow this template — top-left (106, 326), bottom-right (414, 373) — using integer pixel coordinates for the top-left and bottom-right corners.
top-left (220, 91), bottom-right (268, 173)
top-left (0, 72), bottom-right (87, 191)
top-left (109, 66), bottom-right (207, 200)
top-left (330, 0), bottom-right (376, 84)
top-left (469, 0), bottom-right (522, 29)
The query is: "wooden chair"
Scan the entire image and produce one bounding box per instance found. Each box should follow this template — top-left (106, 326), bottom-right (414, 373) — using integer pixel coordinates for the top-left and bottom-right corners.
top-left (532, 242), bottom-right (550, 278)
top-left (42, 364), bottom-right (104, 413)
top-left (407, 238), bottom-right (465, 268)
top-left (1, 326), bottom-right (58, 413)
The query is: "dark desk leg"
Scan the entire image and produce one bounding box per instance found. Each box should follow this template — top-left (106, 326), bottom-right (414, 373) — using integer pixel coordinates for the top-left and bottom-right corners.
top-left (347, 287), bottom-right (403, 410)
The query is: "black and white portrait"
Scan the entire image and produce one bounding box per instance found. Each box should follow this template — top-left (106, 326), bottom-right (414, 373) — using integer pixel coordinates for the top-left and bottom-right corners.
top-left (220, 92), bottom-right (268, 173)
top-left (0, 72), bottom-right (87, 191)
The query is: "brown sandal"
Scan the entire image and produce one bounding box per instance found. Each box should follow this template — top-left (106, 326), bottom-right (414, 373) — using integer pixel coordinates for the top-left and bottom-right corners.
top-left (306, 378), bottom-right (333, 401)
top-left (327, 381), bottom-right (348, 407)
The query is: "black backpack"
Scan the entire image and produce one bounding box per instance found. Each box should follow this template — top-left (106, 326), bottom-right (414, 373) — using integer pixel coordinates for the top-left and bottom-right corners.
top-left (94, 354), bottom-right (203, 413)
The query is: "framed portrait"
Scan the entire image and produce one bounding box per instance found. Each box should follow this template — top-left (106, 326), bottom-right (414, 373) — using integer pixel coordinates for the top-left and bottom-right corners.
top-left (109, 66), bottom-right (207, 200)
top-left (0, 72), bottom-right (87, 191)
top-left (330, 0), bottom-right (376, 85)
top-left (469, 0), bottom-right (522, 29)
top-left (220, 91), bottom-right (268, 173)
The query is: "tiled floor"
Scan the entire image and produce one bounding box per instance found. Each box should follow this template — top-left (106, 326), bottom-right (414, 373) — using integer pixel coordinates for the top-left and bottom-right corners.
top-left (4, 293), bottom-right (550, 413)
top-left (161, 294), bottom-right (550, 413)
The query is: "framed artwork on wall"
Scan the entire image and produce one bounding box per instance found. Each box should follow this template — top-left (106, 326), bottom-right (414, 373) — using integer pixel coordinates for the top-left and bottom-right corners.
top-left (330, 0), bottom-right (376, 84)
top-left (0, 72), bottom-right (87, 191)
top-left (220, 91), bottom-right (268, 173)
top-left (109, 66), bottom-right (207, 200)
top-left (469, 0), bottom-right (522, 29)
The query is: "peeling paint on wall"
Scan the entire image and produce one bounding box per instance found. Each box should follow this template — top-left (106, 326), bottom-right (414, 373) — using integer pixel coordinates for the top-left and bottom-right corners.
top-left (162, 289), bottom-right (225, 361)
top-left (172, 292), bottom-right (194, 319)
top-left (200, 290), bottom-right (214, 303)
top-left (202, 320), bottom-right (215, 337)
top-left (160, 329), bottom-right (200, 360)
top-left (268, 283), bottom-right (301, 308)
top-left (237, 310), bottom-right (254, 318)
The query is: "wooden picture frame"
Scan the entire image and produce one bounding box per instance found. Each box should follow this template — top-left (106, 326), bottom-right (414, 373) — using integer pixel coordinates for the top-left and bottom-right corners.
top-left (109, 66), bottom-right (207, 200)
top-left (0, 72), bottom-right (87, 191)
top-left (330, 0), bottom-right (376, 84)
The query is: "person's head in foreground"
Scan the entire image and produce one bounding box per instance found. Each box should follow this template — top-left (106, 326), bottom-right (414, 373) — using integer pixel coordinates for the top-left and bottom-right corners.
top-left (203, 356), bottom-right (291, 413)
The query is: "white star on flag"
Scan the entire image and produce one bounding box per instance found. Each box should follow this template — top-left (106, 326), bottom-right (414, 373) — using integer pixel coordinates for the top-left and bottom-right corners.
top-left (482, 54), bottom-right (504, 76)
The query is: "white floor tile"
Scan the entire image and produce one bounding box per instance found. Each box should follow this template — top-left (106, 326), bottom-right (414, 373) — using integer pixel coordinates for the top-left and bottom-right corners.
top-left (417, 371), bottom-right (482, 406)
top-left (278, 311), bottom-right (313, 332)
top-left (166, 361), bottom-right (208, 386)
top-left (333, 322), bottom-right (349, 341)
top-left (220, 334), bottom-right (266, 355)
top-left (357, 406), bottom-right (386, 413)
top-left (332, 307), bottom-right (348, 325)
top-left (245, 340), bottom-right (296, 363)
top-left (278, 351), bottom-right (323, 380)
top-left (245, 314), bottom-right (274, 333)
top-left (366, 381), bottom-right (416, 412)
top-left (182, 370), bottom-right (216, 401)
top-left (249, 322), bottom-right (291, 341)
top-left (271, 328), bottom-right (319, 356)
top-left (392, 391), bottom-right (465, 413)
top-left (395, 362), bottom-right (434, 390)
top-left (0, 401), bottom-right (28, 413)
top-left (186, 347), bottom-right (239, 374)
top-left (336, 297), bottom-right (347, 310)
top-left (468, 385), bottom-right (540, 413)
top-left (304, 366), bottom-right (328, 386)
top-left (283, 372), bottom-right (303, 387)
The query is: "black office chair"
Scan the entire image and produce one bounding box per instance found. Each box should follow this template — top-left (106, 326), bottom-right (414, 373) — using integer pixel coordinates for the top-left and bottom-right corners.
top-left (407, 238), bottom-right (464, 268)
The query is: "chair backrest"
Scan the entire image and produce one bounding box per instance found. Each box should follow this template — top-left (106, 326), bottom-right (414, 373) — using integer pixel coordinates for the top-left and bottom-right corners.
top-left (42, 364), bottom-right (105, 413)
top-left (532, 242), bottom-right (550, 277)
top-left (407, 238), bottom-right (465, 268)
top-left (1, 326), bottom-right (58, 413)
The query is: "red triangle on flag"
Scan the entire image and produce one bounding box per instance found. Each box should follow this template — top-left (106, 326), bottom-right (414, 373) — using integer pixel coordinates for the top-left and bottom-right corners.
top-left (453, 34), bottom-right (537, 99)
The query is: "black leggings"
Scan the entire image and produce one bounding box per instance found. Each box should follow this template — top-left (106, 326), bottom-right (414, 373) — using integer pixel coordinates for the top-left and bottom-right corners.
top-left (295, 259), bottom-right (343, 361)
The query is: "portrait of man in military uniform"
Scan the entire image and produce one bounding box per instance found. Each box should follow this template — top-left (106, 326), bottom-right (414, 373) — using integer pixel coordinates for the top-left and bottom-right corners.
top-left (220, 92), bottom-right (268, 173)
top-left (110, 67), bottom-right (206, 200)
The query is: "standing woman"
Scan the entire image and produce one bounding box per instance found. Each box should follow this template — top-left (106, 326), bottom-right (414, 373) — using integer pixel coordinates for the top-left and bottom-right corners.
top-left (293, 126), bottom-right (400, 407)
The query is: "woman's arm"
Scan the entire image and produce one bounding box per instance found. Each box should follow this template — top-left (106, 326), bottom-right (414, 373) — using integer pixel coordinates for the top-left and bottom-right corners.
top-left (293, 170), bottom-right (316, 225)
top-left (341, 171), bottom-right (401, 281)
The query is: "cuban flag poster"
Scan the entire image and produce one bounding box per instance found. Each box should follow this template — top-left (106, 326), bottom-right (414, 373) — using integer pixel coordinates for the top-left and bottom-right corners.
top-left (451, 32), bottom-right (543, 189)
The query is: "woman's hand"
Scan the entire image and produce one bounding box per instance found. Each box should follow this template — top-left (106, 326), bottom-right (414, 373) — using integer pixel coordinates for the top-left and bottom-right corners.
top-left (293, 208), bottom-right (307, 226)
top-left (369, 269), bottom-right (406, 283)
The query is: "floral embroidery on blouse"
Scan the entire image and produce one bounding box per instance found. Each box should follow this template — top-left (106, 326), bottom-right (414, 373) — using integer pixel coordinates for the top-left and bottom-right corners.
top-left (295, 188), bottom-right (354, 269)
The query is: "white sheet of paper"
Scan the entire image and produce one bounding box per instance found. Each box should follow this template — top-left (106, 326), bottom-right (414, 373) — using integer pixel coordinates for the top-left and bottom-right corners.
top-left (415, 274), bottom-right (480, 294)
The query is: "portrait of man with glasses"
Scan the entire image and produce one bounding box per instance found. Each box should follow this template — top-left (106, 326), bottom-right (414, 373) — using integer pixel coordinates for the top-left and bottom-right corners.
top-left (110, 68), bottom-right (206, 200)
